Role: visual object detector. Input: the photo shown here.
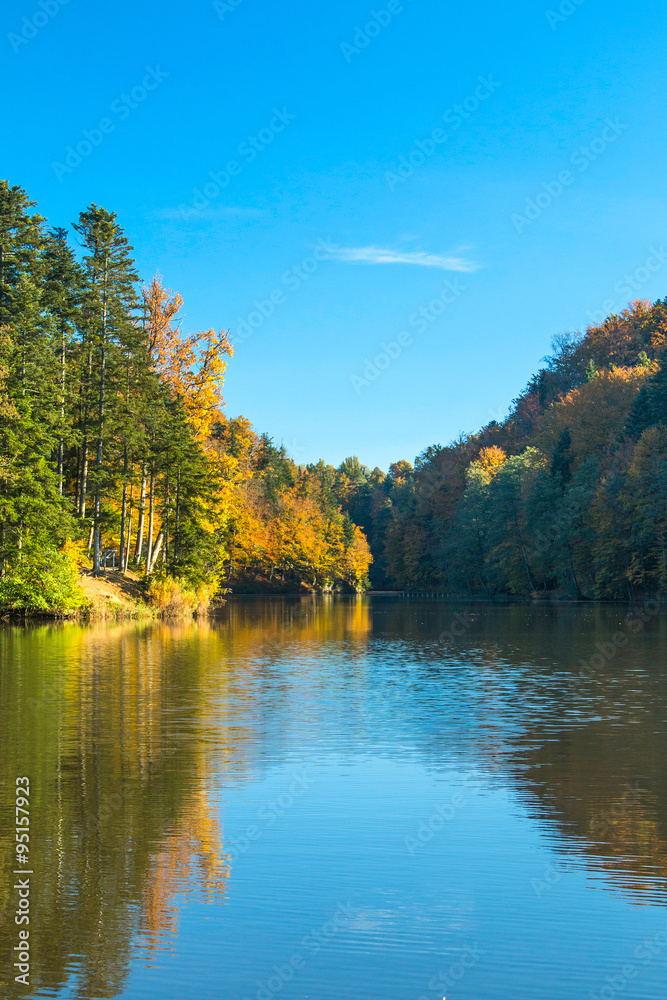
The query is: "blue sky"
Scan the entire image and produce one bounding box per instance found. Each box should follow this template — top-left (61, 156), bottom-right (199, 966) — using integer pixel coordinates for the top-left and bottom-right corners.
top-left (3, 0), bottom-right (667, 469)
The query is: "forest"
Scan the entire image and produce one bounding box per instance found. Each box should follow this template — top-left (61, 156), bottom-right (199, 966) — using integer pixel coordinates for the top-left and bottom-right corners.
top-left (1, 178), bottom-right (667, 611)
top-left (0, 181), bottom-right (371, 613)
top-left (355, 299), bottom-right (667, 599)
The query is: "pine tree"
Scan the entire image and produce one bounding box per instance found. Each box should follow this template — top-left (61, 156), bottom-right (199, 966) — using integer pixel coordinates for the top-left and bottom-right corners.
top-left (42, 227), bottom-right (83, 494)
top-left (550, 428), bottom-right (573, 485)
top-left (626, 360), bottom-right (667, 437)
top-left (0, 181), bottom-right (45, 326)
top-left (0, 183), bottom-right (71, 584)
top-left (73, 206), bottom-right (139, 574)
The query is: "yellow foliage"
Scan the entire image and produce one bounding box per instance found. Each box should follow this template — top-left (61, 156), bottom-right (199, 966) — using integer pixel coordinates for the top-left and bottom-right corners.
top-left (143, 276), bottom-right (233, 440)
top-left (147, 576), bottom-right (221, 618)
top-left (345, 525), bottom-right (374, 591)
top-left (476, 446), bottom-right (506, 476)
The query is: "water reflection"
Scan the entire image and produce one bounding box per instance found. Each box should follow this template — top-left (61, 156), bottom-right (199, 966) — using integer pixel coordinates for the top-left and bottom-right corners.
top-left (0, 598), bottom-right (665, 999)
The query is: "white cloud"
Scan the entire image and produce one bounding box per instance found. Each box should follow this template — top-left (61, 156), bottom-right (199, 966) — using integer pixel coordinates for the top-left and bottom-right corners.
top-left (329, 245), bottom-right (479, 272)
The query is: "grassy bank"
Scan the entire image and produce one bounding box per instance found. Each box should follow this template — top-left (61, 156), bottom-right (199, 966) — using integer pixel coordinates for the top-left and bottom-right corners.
top-left (0, 554), bottom-right (223, 621)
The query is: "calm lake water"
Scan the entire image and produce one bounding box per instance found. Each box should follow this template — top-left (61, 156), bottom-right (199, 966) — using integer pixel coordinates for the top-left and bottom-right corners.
top-left (1, 597), bottom-right (666, 1000)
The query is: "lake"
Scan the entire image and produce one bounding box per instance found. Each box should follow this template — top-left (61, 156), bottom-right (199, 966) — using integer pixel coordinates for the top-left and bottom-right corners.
top-left (1, 597), bottom-right (666, 1000)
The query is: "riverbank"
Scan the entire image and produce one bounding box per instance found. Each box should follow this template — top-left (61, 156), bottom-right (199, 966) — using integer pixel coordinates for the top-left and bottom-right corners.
top-left (77, 568), bottom-right (153, 619)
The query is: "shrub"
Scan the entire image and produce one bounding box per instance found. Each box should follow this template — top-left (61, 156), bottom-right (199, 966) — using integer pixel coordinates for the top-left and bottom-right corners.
top-left (147, 576), bottom-right (193, 617)
top-left (193, 579), bottom-right (220, 616)
top-left (0, 541), bottom-right (87, 614)
top-left (147, 573), bottom-right (226, 618)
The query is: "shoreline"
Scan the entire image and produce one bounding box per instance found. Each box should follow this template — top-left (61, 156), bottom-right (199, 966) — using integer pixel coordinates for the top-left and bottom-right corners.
top-left (3, 588), bottom-right (665, 622)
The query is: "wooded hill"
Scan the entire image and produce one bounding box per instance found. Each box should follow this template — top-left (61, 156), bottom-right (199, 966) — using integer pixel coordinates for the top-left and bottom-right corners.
top-left (351, 299), bottom-right (667, 599)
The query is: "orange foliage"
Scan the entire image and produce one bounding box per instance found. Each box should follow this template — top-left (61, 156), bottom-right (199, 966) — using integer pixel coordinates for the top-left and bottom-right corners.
top-left (535, 366), bottom-right (651, 467)
top-left (583, 300), bottom-right (654, 368)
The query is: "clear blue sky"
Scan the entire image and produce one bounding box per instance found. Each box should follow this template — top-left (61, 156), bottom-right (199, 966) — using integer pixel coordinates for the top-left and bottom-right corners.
top-left (3, 0), bottom-right (667, 469)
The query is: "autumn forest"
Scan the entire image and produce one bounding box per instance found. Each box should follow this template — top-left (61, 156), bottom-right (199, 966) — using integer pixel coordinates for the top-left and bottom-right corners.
top-left (2, 179), bottom-right (667, 612)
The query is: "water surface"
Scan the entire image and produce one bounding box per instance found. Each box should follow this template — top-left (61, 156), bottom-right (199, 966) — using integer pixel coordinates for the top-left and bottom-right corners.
top-left (1, 598), bottom-right (666, 999)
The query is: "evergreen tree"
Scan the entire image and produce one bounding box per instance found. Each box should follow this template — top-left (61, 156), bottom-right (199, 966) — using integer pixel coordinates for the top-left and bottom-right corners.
top-left (73, 206), bottom-right (139, 573)
top-left (42, 227), bottom-right (83, 494)
top-left (550, 428), bottom-right (573, 485)
top-left (625, 360), bottom-right (667, 437)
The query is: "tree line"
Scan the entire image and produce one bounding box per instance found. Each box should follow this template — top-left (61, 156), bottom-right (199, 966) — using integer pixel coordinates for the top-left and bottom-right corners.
top-left (4, 177), bottom-right (667, 608)
top-left (0, 181), bottom-right (372, 611)
top-left (347, 299), bottom-right (667, 599)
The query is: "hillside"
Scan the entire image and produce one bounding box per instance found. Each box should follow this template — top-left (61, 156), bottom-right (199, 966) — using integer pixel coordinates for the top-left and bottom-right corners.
top-left (338, 299), bottom-right (667, 600)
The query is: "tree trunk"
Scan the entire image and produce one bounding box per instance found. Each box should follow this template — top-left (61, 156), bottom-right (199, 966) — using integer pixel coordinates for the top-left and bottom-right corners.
top-left (148, 530), bottom-right (164, 575)
top-left (92, 257), bottom-right (109, 575)
top-left (78, 337), bottom-right (93, 518)
top-left (124, 487), bottom-right (133, 573)
top-left (119, 446), bottom-right (128, 575)
top-left (134, 463), bottom-right (147, 566)
top-left (174, 469), bottom-right (180, 562)
top-left (57, 319), bottom-right (66, 495)
top-left (163, 475), bottom-right (169, 570)
top-left (512, 507), bottom-right (535, 592)
top-left (146, 468), bottom-right (155, 573)
top-left (568, 544), bottom-right (582, 599)
top-left (79, 440), bottom-right (88, 518)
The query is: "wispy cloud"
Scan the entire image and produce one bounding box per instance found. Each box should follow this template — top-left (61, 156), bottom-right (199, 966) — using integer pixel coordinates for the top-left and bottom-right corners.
top-left (329, 245), bottom-right (480, 272)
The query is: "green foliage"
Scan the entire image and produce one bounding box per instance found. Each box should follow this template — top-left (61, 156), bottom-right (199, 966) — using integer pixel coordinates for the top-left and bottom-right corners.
top-left (0, 542), bottom-right (86, 612)
top-left (585, 359), bottom-right (598, 381)
top-left (626, 360), bottom-right (667, 437)
top-left (550, 428), bottom-right (573, 485)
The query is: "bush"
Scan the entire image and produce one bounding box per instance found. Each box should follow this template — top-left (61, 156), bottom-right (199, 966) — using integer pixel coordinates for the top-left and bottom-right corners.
top-left (193, 579), bottom-right (219, 616)
top-left (0, 541), bottom-right (87, 614)
top-left (147, 575), bottom-right (222, 617)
